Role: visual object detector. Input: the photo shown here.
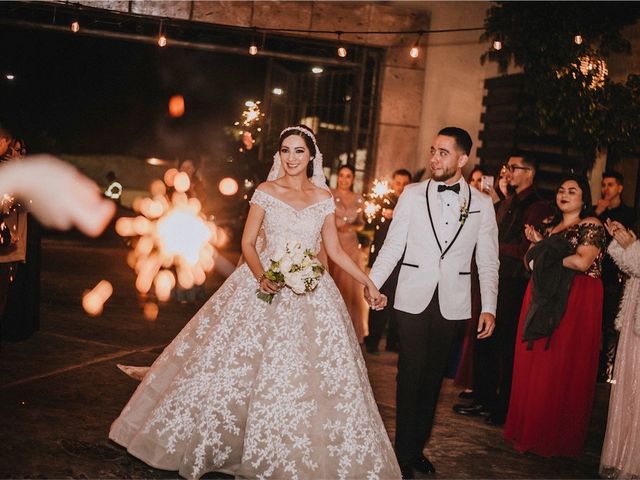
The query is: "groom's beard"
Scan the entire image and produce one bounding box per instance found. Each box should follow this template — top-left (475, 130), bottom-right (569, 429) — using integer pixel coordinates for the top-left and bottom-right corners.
top-left (430, 165), bottom-right (457, 182)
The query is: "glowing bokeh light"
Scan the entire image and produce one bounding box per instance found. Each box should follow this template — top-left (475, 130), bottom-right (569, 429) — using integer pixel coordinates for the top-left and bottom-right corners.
top-left (156, 209), bottom-right (212, 265)
top-left (219, 177), bottom-right (239, 196)
top-left (173, 172), bottom-right (191, 193)
top-left (82, 280), bottom-right (113, 316)
top-left (168, 95), bottom-right (185, 118)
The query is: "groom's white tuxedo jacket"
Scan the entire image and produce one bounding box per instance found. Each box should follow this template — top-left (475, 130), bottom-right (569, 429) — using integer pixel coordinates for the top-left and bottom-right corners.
top-left (370, 178), bottom-right (499, 319)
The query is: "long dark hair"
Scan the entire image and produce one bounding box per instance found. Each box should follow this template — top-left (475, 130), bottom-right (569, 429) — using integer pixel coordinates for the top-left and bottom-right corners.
top-left (546, 174), bottom-right (594, 228)
top-left (279, 125), bottom-right (317, 177)
top-left (337, 164), bottom-right (356, 191)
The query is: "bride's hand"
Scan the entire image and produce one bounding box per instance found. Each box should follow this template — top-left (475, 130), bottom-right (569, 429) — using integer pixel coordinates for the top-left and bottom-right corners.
top-left (364, 284), bottom-right (387, 310)
top-left (259, 276), bottom-right (282, 294)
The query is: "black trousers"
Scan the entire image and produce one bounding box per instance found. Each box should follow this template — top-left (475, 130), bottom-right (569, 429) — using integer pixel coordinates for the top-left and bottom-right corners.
top-left (473, 274), bottom-right (528, 415)
top-left (395, 289), bottom-right (464, 464)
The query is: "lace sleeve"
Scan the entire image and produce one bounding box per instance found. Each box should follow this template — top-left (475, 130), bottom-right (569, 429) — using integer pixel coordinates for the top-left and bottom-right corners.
top-left (578, 223), bottom-right (606, 249)
top-left (320, 198), bottom-right (336, 219)
top-left (249, 189), bottom-right (271, 211)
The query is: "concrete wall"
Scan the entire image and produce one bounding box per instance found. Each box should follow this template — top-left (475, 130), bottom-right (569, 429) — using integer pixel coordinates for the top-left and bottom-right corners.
top-left (415, 2), bottom-right (519, 180)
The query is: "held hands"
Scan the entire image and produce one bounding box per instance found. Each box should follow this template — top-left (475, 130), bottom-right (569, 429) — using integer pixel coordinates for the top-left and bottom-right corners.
top-left (524, 224), bottom-right (543, 244)
top-left (605, 219), bottom-right (637, 249)
top-left (477, 312), bottom-right (495, 339)
top-left (364, 283), bottom-right (387, 311)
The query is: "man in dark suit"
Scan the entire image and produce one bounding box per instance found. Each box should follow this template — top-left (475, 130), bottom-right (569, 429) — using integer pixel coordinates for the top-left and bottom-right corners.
top-left (365, 168), bottom-right (412, 354)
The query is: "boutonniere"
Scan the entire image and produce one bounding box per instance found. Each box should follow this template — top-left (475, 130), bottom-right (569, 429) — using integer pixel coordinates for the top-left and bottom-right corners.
top-left (459, 193), bottom-right (470, 225)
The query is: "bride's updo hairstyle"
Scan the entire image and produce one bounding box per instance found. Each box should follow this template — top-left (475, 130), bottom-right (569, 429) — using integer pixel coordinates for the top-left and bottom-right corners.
top-left (279, 125), bottom-right (317, 178)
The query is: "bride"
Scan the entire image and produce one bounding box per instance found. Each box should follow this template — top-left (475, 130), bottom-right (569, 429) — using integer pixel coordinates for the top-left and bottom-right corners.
top-left (109, 125), bottom-right (402, 479)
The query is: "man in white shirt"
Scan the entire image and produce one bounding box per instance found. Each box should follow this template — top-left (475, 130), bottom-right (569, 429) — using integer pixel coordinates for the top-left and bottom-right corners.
top-left (369, 127), bottom-right (499, 478)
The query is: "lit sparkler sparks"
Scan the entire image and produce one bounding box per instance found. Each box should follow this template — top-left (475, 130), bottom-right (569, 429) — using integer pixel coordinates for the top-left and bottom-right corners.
top-left (82, 280), bottom-right (113, 316)
top-left (235, 100), bottom-right (265, 128)
top-left (364, 179), bottom-right (394, 223)
top-left (115, 171), bottom-right (219, 303)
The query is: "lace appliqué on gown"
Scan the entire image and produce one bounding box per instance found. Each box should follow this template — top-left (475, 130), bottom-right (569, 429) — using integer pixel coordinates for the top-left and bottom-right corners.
top-left (109, 188), bottom-right (401, 480)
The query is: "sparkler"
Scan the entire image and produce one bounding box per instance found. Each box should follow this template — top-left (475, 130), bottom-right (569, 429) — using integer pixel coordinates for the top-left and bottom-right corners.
top-left (115, 170), bottom-right (219, 305)
top-left (364, 179), bottom-right (394, 223)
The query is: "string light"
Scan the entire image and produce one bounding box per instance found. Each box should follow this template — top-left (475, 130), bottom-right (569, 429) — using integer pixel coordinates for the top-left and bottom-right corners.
top-left (70, 20), bottom-right (80, 33)
top-left (493, 40), bottom-right (503, 51)
top-left (337, 32), bottom-right (347, 58)
top-left (157, 20), bottom-right (167, 47)
top-left (409, 31), bottom-right (424, 59)
top-left (249, 41), bottom-right (258, 55)
top-left (574, 34), bottom-right (583, 45)
top-left (311, 66), bottom-right (324, 74)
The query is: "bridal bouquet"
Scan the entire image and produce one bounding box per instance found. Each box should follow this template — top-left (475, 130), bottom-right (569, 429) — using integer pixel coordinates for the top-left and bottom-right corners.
top-left (257, 241), bottom-right (325, 304)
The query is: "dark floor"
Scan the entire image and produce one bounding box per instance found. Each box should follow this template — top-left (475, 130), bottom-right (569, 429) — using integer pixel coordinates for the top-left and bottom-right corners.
top-left (0, 235), bottom-right (608, 479)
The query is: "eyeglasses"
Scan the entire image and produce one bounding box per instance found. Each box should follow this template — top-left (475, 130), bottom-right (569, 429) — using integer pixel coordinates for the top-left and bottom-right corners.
top-left (504, 164), bottom-right (531, 173)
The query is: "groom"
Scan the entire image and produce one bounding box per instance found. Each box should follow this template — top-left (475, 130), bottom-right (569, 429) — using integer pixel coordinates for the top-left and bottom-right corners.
top-left (369, 127), bottom-right (499, 478)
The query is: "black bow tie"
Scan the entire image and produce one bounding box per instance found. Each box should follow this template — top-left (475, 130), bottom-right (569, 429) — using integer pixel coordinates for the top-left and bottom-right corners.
top-left (437, 183), bottom-right (460, 194)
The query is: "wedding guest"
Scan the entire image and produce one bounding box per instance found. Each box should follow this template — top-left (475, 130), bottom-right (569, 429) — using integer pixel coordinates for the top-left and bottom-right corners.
top-left (0, 136), bottom-right (37, 341)
top-left (468, 166), bottom-right (484, 191)
top-left (600, 219), bottom-right (640, 479)
top-left (455, 153), bottom-right (551, 425)
top-left (505, 175), bottom-right (605, 457)
top-left (329, 164), bottom-right (369, 343)
top-left (595, 171), bottom-right (636, 382)
top-left (364, 168), bottom-right (412, 354)
top-left (483, 164), bottom-right (508, 205)
top-left (453, 165), bottom-right (486, 397)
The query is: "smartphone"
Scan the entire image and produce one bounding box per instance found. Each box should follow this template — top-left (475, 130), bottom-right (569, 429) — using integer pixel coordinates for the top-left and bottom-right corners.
top-left (481, 175), bottom-right (494, 191)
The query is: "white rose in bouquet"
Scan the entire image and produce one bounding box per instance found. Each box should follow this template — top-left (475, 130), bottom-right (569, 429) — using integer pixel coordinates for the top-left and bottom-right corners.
top-left (257, 240), bottom-right (325, 303)
top-left (285, 271), bottom-right (306, 294)
top-left (279, 255), bottom-right (294, 274)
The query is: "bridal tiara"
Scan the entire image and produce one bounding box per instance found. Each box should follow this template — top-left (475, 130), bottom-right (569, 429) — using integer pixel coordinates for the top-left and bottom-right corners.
top-left (279, 126), bottom-right (318, 148)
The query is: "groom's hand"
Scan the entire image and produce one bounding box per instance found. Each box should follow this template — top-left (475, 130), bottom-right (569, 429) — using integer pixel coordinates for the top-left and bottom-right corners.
top-left (476, 312), bottom-right (495, 339)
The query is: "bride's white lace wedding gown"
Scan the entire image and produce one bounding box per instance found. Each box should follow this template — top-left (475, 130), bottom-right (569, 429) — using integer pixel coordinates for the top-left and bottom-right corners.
top-left (109, 189), bottom-right (401, 479)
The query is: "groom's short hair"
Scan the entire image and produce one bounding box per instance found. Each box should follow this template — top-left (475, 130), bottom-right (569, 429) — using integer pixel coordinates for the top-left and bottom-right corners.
top-left (438, 127), bottom-right (472, 156)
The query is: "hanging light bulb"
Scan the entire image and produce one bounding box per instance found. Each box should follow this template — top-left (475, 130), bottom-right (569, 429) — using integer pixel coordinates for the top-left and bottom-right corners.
top-left (249, 41), bottom-right (258, 56)
top-left (71, 21), bottom-right (80, 33)
top-left (493, 40), bottom-right (503, 51)
top-left (337, 32), bottom-right (347, 58)
top-left (157, 20), bottom-right (167, 48)
top-left (409, 32), bottom-right (423, 59)
top-left (574, 34), bottom-right (583, 45)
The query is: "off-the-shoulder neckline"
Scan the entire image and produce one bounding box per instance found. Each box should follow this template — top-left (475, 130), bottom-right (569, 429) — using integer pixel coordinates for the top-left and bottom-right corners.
top-left (253, 189), bottom-right (334, 213)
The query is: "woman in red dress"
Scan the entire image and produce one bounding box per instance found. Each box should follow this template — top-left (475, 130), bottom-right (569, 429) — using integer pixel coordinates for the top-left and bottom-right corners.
top-left (504, 175), bottom-right (605, 457)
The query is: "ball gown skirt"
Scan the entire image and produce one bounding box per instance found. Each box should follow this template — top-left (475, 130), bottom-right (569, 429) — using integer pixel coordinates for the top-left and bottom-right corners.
top-left (109, 261), bottom-right (401, 479)
top-left (504, 275), bottom-right (602, 457)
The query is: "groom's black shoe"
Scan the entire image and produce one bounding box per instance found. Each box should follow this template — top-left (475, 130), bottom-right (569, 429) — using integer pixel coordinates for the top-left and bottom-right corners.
top-left (412, 454), bottom-right (436, 474)
top-left (399, 464), bottom-right (414, 479)
top-left (453, 402), bottom-right (491, 417)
